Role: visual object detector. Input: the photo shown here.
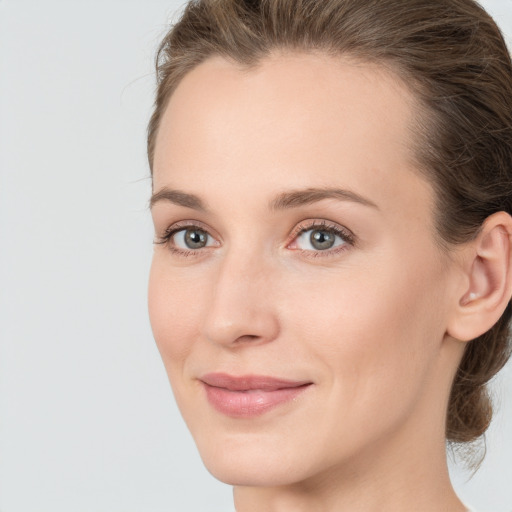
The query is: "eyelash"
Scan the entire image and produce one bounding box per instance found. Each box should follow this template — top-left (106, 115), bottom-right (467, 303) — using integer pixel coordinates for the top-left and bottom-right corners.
top-left (289, 220), bottom-right (355, 259)
top-left (154, 220), bottom-right (214, 258)
top-left (154, 219), bottom-right (356, 259)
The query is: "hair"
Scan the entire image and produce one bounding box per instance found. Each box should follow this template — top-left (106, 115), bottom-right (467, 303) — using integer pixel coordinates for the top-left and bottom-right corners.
top-left (147, 0), bottom-right (512, 449)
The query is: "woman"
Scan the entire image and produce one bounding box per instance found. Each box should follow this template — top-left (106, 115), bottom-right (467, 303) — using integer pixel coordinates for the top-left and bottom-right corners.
top-left (147, 0), bottom-right (512, 510)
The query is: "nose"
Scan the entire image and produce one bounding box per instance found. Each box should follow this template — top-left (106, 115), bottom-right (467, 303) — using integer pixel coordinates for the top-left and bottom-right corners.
top-left (201, 249), bottom-right (280, 347)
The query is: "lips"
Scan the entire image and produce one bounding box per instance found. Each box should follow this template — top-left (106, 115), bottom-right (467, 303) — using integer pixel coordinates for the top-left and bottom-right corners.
top-left (200, 373), bottom-right (312, 418)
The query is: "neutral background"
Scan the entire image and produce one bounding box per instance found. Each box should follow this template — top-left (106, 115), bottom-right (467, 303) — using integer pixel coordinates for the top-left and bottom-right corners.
top-left (1, 1), bottom-right (511, 511)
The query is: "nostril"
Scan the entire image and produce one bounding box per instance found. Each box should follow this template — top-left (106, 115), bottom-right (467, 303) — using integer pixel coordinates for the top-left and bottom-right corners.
top-left (234, 334), bottom-right (262, 343)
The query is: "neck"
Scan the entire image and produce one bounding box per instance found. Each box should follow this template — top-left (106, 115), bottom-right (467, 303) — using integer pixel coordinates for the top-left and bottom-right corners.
top-left (233, 420), bottom-right (465, 512)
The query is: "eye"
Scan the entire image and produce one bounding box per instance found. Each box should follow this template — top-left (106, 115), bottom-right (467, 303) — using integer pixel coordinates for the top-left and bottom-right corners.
top-left (154, 222), bottom-right (219, 256)
top-left (288, 221), bottom-right (355, 254)
top-left (172, 227), bottom-right (214, 250)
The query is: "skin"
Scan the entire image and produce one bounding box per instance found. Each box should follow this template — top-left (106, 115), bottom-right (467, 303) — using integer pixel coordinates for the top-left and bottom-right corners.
top-left (148, 52), bottom-right (474, 512)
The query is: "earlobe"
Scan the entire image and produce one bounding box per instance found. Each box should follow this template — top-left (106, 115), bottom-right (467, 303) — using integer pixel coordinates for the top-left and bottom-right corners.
top-left (447, 211), bottom-right (512, 342)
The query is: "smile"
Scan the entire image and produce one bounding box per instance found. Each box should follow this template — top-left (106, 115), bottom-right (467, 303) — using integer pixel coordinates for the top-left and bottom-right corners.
top-left (200, 373), bottom-right (313, 418)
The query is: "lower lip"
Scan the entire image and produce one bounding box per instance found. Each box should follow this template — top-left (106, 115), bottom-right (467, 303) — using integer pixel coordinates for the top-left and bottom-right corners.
top-left (203, 384), bottom-right (311, 418)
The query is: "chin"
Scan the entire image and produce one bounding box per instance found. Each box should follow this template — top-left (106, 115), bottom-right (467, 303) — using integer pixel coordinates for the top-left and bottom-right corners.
top-left (192, 428), bottom-right (325, 487)
top-left (203, 453), bottom-right (309, 487)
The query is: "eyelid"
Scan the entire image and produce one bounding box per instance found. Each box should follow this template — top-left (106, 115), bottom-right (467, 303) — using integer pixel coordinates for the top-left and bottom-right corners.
top-left (286, 219), bottom-right (356, 255)
top-left (154, 219), bottom-right (221, 253)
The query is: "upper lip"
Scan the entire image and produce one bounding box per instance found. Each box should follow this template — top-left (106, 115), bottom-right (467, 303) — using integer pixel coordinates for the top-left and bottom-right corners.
top-left (200, 373), bottom-right (312, 391)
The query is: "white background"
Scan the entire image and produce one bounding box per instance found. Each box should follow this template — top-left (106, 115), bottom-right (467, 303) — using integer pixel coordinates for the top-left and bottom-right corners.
top-left (0, 1), bottom-right (511, 511)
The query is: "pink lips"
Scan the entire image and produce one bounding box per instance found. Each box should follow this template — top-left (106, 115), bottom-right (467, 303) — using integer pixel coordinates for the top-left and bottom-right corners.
top-left (200, 373), bottom-right (312, 418)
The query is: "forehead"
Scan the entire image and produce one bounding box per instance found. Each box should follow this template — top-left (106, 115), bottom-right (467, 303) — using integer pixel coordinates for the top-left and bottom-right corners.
top-left (153, 52), bottom-right (432, 223)
top-left (153, 52), bottom-right (418, 172)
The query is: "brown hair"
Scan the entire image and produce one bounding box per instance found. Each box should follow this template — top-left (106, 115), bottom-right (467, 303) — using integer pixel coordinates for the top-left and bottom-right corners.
top-left (147, 0), bottom-right (512, 447)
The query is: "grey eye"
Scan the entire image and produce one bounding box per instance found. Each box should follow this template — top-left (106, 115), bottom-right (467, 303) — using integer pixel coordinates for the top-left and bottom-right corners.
top-left (174, 228), bottom-right (211, 249)
top-left (185, 229), bottom-right (208, 249)
top-left (293, 225), bottom-right (348, 252)
top-left (310, 230), bottom-right (336, 250)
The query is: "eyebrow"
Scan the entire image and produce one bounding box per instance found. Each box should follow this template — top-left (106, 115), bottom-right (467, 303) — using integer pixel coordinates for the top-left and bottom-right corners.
top-left (150, 186), bottom-right (379, 211)
top-left (150, 188), bottom-right (208, 211)
top-left (269, 187), bottom-right (379, 211)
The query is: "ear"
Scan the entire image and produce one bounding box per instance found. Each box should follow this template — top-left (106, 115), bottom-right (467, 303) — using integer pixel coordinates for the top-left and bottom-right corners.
top-left (447, 211), bottom-right (512, 342)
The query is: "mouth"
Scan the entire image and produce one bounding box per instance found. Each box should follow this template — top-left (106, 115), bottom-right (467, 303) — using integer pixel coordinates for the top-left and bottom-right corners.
top-left (199, 373), bottom-right (313, 418)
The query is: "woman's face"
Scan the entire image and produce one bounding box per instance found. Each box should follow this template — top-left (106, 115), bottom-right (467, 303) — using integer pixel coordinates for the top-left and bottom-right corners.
top-left (149, 53), bottom-right (463, 486)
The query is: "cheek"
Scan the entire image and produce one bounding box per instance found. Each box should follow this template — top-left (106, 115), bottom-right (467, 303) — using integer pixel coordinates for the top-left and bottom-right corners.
top-left (148, 255), bottom-right (204, 365)
top-left (284, 251), bottom-right (449, 413)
